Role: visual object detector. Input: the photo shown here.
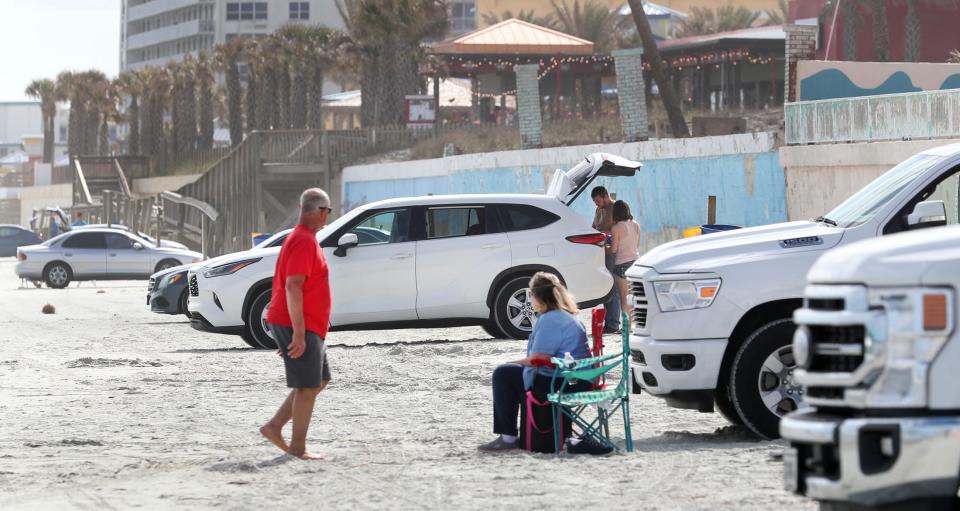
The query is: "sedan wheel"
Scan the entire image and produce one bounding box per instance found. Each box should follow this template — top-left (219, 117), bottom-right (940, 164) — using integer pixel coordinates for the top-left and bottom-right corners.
top-left (45, 263), bottom-right (71, 289)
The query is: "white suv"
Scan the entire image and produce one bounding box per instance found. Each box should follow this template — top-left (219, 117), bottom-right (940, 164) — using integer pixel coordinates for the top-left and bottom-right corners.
top-left (188, 153), bottom-right (641, 348)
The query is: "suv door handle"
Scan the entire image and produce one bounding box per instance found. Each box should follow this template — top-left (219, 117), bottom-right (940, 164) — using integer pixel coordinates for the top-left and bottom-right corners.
top-left (390, 253), bottom-right (412, 260)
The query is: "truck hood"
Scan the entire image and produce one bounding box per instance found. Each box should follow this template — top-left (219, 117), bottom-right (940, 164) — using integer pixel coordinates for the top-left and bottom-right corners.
top-left (808, 225), bottom-right (960, 287)
top-left (638, 221), bottom-right (844, 274)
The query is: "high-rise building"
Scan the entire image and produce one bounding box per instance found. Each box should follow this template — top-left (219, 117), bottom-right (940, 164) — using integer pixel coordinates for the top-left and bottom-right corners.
top-left (120, 0), bottom-right (345, 71)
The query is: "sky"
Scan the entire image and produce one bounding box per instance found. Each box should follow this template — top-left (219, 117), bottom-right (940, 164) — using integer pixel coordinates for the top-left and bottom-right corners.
top-left (0, 0), bottom-right (121, 102)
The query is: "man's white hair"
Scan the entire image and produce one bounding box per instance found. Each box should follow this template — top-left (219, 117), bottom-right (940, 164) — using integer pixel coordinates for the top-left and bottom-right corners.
top-left (300, 188), bottom-right (330, 214)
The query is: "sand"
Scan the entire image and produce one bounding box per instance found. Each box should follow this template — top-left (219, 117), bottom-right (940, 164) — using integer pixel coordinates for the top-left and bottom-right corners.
top-left (0, 258), bottom-right (814, 510)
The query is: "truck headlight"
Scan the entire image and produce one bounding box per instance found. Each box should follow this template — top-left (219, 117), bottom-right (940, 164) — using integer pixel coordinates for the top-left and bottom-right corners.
top-left (653, 279), bottom-right (721, 312)
top-left (877, 289), bottom-right (953, 362)
top-left (202, 258), bottom-right (262, 278)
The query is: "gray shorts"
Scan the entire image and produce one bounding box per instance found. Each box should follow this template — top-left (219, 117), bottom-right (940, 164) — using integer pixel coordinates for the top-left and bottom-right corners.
top-left (269, 324), bottom-right (331, 388)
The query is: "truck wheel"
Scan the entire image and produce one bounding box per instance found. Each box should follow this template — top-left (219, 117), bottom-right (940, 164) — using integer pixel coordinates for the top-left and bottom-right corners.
top-left (492, 276), bottom-right (536, 340)
top-left (44, 262), bottom-right (72, 289)
top-left (481, 321), bottom-right (506, 339)
top-left (714, 381), bottom-right (744, 426)
top-left (730, 318), bottom-right (803, 439)
top-left (246, 288), bottom-right (277, 350)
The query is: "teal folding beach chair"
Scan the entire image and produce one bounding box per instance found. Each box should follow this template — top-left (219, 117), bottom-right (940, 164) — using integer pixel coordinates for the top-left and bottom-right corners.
top-left (547, 312), bottom-right (634, 454)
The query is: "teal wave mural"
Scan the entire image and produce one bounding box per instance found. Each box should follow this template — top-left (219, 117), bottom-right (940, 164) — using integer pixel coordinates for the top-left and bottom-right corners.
top-left (799, 70), bottom-right (923, 101)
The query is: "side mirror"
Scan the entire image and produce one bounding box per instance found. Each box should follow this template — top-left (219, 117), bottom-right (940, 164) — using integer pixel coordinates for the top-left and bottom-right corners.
top-left (333, 233), bottom-right (359, 257)
top-left (133, 242), bottom-right (144, 250)
top-left (906, 200), bottom-right (947, 229)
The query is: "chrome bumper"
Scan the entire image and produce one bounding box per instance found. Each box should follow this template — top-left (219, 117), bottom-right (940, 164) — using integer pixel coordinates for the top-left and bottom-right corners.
top-left (781, 409), bottom-right (960, 506)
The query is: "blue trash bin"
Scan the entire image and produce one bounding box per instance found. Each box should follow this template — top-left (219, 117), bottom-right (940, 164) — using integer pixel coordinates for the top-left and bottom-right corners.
top-left (700, 224), bottom-right (741, 235)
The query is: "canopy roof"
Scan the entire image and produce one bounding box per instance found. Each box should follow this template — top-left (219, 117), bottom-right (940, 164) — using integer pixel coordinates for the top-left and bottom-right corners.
top-left (659, 25), bottom-right (785, 52)
top-left (434, 18), bottom-right (594, 55)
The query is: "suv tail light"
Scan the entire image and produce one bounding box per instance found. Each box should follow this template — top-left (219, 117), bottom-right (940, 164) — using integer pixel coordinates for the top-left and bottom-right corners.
top-left (17, 250), bottom-right (26, 261)
top-left (566, 233), bottom-right (607, 246)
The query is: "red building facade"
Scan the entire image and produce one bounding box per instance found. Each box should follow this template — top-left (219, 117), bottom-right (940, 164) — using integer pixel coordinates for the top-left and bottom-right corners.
top-left (788, 0), bottom-right (960, 63)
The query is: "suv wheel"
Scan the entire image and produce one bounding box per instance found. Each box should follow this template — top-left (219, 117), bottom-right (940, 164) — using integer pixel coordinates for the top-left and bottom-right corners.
top-left (246, 288), bottom-right (277, 349)
top-left (481, 321), bottom-right (506, 339)
top-left (492, 276), bottom-right (536, 340)
top-left (730, 319), bottom-right (804, 439)
top-left (44, 262), bottom-right (72, 289)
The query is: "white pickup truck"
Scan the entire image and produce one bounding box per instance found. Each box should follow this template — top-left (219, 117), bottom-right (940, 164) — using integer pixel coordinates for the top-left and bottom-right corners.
top-left (626, 143), bottom-right (960, 438)
top-left (782, 225), bottom-right (960, 510)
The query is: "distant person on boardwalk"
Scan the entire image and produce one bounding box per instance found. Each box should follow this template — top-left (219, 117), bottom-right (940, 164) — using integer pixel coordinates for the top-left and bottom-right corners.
top-left (610, 200), bottom-right (641, 316)
top-left (591, 186), bottom-right (620, 334)
top-left (260, 188), bottom-right (333, 460)
top-left (71, 212), bottom-right (87, 227)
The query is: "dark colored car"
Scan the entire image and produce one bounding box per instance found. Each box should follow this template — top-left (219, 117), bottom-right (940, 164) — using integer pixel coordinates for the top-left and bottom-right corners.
top-left (0, 224), bottom-right (41, 257)
top-left (148, 264), bottom-right (192, 316)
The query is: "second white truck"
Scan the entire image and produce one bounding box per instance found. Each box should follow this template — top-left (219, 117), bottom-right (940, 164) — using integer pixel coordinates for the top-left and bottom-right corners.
top-left (627, 143), bottom-right (960, 438)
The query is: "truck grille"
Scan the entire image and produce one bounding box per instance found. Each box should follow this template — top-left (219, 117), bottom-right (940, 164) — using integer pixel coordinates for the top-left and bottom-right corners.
top-left (808, 325), bottom-right (865, 373)
top-left (808, 298), bottom-right (845, 311)
top-left (630, 280), bottom-right (648, 329)
top-left (189, 274), bottom-right (199, 297)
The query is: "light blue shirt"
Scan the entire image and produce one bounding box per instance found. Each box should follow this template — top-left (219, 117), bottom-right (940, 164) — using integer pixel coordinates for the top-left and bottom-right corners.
top-left (523, 309), bottom-right (590, 389)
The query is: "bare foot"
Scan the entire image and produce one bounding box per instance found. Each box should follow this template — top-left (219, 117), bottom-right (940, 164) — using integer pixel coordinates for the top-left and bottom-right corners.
top-left (289, 450), bottom-right (323, 460)
top-left (259, 424), bottom-right (288, 452)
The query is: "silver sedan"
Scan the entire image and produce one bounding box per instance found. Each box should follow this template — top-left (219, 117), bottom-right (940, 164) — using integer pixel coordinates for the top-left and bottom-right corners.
top-left (15, 228), bottom-right (203, 288)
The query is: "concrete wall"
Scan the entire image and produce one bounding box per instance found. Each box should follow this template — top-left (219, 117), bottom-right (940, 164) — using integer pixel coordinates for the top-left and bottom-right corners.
top-left (779, 138), bottom-right (960, 221)
top-left (17, 184), bottom-right (72, 227)
top-left (132, 174), bottom-right (202, 196)
top-left (343, 133), bottom-right (787, 254)
top-left (798, 61), bottom-right (960, 101)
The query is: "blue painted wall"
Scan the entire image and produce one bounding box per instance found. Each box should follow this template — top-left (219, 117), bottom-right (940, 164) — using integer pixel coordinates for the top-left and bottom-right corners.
top-left (343, 151), bottom-right (787, 241)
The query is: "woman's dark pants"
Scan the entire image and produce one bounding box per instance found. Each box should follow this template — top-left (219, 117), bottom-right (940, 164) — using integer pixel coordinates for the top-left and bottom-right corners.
top-left (492, 363), bottom-right (587, 436)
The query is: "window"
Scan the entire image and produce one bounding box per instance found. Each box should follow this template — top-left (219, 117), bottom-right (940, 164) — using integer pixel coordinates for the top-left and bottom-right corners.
top-left (427, 207), bottom-right (485, 239)
top-left (106, 233), bottom-right (135, 250)
top-left (240, 2), bottom-right (253, 20)
top-left (62, 232), bottom-right (106, 249)
top-left (0, 227), bottom-right (15, 237)
top-left (290, 1), bottom-right (309, 20)
top-left (884, 164), bottom-right (960, 234)
top-left (254, 2), bottom-right (267, 20)
top-left (450, 0), bottom-right (476, 34)
top-left (226, 2), bottom-right (239, 20)
top-left (350, 209), bottom-right (410, 245)
top-left (500, 204), bottom-right (560, 232)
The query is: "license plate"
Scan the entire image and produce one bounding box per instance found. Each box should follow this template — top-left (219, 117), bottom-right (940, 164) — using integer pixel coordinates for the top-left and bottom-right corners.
top-left (783, 447), bottom-right (800, 493)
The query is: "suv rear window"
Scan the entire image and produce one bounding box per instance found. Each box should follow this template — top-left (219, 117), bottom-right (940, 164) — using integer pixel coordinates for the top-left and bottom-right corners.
top-left (63, 232), bottom-right (106, 249)
top-left (500, 204), bottom-right (560, 232)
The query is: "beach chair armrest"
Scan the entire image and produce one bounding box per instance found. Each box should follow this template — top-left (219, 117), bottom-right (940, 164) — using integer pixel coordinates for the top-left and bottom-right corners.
top-left (550, 352), bottom-right (621, 369)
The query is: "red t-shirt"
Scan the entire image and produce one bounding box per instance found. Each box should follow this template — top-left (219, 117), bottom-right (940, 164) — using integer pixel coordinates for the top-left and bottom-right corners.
top-left (266, 224), bottom-right (331, 338)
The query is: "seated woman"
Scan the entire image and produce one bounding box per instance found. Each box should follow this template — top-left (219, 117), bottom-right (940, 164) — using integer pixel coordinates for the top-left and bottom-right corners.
top-left (478, 272), bottom-right (592, 452)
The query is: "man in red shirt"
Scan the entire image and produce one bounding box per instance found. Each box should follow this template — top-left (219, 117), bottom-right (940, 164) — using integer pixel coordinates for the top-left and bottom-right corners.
top-left (260, 188), bottom-right (332, 460)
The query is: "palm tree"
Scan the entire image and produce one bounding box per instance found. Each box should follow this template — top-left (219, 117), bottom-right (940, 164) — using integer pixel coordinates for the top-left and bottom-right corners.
top-left (676, 6), bottom-right (760, 37)
top-left (24, 79), bottom-right (60, 163)
top-left (481, 9), bottom-right (557, 28)
top-left (550, 0), bottom-right (621, 54)
top-left (338, 0), bottom-right (449, 127)
top-left (214, 38), bottom-right (245, 146)
top-left (55, 71), bottom-right (80, 157)
top-left (114, 70), bottom-right (146, 155)
top-left (626, 0), bottom-right (688, 138)
top-left (196, 50), bottom-right (216, 149)
top-left (764, 0), bottom-right (788, 25)
top-left (901, 0), bottom-right (957, 62)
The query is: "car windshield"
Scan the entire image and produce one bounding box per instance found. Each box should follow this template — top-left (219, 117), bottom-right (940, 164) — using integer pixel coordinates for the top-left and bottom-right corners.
top-left (825, 153), bottom-right (944, 228)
